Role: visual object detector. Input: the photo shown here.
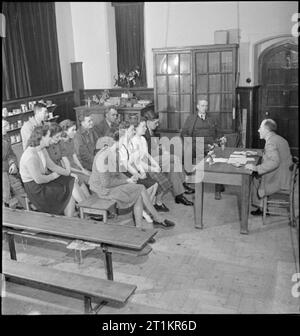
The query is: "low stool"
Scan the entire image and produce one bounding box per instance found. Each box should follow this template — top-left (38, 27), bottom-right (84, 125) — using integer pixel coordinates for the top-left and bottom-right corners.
top-left (78, 196), bottom-right (117, 223)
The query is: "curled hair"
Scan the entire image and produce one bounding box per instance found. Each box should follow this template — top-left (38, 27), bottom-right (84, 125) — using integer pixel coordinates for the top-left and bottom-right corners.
top-left (142, 109), bottom-right (159, 121)
top-left (105, 105), bottom-right (118, 116)
top-left (78, 112), bottom-right (92, 123)
top-left (27, 124), bottom-right (50, 148)
top-left (48, 122), bottom-right (62, 137)
top-left (263, 119), bottom-right (277, 132)
top-left (59, 119), bottom-right (75, 131)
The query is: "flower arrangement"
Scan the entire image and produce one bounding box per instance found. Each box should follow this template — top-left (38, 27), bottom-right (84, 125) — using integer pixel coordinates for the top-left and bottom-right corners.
top-left (219, 136), bottom-right (227, 150)
top-left (114, 67), bottom-right (141, 88)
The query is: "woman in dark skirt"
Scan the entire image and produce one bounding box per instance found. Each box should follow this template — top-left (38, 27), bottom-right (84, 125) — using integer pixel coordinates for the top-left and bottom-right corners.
top-left (19, 124), bottom-right (77, 217)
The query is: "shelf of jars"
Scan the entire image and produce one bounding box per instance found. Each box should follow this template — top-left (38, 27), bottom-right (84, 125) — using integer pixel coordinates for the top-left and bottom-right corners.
top-left (2, 101), bottom-right (57, 145)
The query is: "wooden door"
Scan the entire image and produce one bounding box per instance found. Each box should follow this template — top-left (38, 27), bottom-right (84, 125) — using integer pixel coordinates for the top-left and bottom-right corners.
top-left (258, 41), bottom-right (298, 155)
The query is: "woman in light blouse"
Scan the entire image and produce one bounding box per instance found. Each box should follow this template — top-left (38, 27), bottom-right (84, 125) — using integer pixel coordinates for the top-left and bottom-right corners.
top-left (20, 125), bottom-right (80, 217)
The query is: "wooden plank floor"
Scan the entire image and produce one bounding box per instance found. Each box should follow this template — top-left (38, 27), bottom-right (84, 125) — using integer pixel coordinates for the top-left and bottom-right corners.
top-left (2, 183), bottom-right (299, 314)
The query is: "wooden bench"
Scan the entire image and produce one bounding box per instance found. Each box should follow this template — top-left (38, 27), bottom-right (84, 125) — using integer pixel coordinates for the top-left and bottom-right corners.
top-left (3, 208), bottom-right (157, 281)
top-left (78, 195), bottom-right (117, 223)
top-left (3, 259), bottom-right (136, 314)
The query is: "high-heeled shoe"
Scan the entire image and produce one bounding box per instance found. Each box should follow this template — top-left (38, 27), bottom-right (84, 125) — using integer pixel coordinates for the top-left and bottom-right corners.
top-left (152, 219), bottom-right (175, 229)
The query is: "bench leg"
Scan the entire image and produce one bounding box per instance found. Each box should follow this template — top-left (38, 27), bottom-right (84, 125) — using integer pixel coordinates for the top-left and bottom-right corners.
top-left (102, 245), bottom-right (113, 280)
top-left (7, 233), bottom-right (17, 260)
top-left (84, 296), bottom-right (107, 314)
top-left (103, 211), bottom-right (107, 223)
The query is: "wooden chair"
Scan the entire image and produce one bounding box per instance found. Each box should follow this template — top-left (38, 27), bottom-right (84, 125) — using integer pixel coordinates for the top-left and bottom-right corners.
top-left (262, 156), bottom-right (299, 226)
top-left (224, 132), bottom-right (241, 147)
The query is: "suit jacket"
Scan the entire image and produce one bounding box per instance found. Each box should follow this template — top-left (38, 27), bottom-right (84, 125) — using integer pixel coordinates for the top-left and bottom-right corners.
top-left (94, 119), bottom-right (118, 138)
top-left (143, 127), bottom-right (161, 156)
top-left (257, 132), bottom-right (292, 197)
top-left (73, 127), bottom-right (99, 171)
top-left (181, 114), bottom-right (218, 156)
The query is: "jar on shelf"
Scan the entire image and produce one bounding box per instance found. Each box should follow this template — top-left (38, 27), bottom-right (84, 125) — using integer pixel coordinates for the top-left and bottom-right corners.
top-left (2, 107), bottom-right (8, 118)
top-left (18, 120), bottom-right (22, 128)
top-left (16, 134), bottom-right (21, 142)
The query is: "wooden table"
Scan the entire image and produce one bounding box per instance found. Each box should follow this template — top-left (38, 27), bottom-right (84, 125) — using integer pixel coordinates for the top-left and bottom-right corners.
top-left (191, 147), bottom-right (262, 234)
top-left (3, 208), bottom-right (157, 280)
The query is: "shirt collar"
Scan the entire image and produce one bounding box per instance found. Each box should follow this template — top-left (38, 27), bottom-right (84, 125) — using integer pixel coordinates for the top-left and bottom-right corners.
top-left (198, 113), bottom-right (206, 121)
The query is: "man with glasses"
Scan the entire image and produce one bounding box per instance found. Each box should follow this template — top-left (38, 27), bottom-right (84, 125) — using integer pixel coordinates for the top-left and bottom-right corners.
top-left (95, 106), bottom-right (119, 138)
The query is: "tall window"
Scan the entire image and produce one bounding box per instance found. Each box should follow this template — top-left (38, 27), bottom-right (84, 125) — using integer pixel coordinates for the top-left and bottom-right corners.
top-left (2, 2), bottom-right (63, 100)
top-left (113, 2), bottom-right (147, 87)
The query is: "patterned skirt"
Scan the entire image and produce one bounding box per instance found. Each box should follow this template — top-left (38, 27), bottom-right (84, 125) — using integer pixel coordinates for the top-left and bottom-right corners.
top-left (148, 172), bottom-right (172, 194)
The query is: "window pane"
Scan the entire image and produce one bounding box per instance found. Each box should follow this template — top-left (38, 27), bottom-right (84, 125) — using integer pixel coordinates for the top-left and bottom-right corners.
top-left (159, 112), bottom-right (168, 129)
top-left (181, 94), bottom-right (191, 112)
top-left (209, 94), bottom-right (220, 112)
top-left (169, 95), bottom-right (180, 112)
top-left (221, 94), bottom-right (233, 111)
top-left (180, 54), bottom-right (190, 73)
top-left (180, 75), bottom-right (191, 93)
top-left (168, 75), bottom-right (179, 93)
top-left (168, 112), bottom-right (180, 129)
top-left (196, 53), bottom-right (207, 73)
top-left (208, 52), bottom-right (220, 72)
top-left (196, 75), bottom-right (208, 93)
top-left (167, 54), bottom-right (179, 74)
top-left (156, 54), bottom-right (167, 74)
top-left (181, 112), bottom-right (190, 129)
top-left (157, 95), bottom-right (167, 111)
top-left (156, 76), bottom-right (167, 93)
top-left (221, 74), bottom-right (233, 92)
top-left (221, 51), bottom-right (233, 72)
top-left (209, 74), bottom-right (221, 92)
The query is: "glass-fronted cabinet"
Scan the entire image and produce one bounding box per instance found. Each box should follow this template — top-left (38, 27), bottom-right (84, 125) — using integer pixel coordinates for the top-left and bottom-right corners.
top-left (153, 44), bottom-right (238, 133)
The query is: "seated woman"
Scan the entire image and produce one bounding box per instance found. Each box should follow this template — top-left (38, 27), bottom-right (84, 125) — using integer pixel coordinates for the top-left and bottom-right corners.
top-left (118, 121), bottom-right (158, 223)
top-left (142, 109), bottom-right (194, 206)
top-left (89, 131), bottom-right (175, 230)
top-left (2, 118), bottom-right (27, 209)
top-left (20, 125), bottom-right (78, 217)
top-left (131, 117), bottom-right (172, 212)
top-left (46, 122), bottom-right (88, 202)
top-left (59, 119), bottom-right (91, 199)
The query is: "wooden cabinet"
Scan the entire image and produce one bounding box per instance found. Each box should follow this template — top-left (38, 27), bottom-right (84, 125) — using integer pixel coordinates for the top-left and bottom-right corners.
top-left (153, 44), bottom-right (238, 134)
top-left (74, 104), bottom-right (154, 128)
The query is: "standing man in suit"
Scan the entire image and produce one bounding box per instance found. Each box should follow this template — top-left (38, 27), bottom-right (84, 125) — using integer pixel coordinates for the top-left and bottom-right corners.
top-left (245, 119), bottom-right (292, 216)
top-left (94, 106), bottom-right (119, 138)
top-left (181, 99), bottom-right (224, 200)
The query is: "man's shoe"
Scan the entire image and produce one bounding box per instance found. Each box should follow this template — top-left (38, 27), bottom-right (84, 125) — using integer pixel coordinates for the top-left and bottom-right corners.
top-left (183, 182), bottom-right (195, 192)
top-left (250, 208), bottom-right (270, 216)
top-left (154, 203), bottom-right (170, 212)
top-left (184, 188), bottom-right (195, 195)
top-left (148, 237), bottom-right (156, 244)
top-left (215, 192), bottom-right (221, 200)
top-left (175, 194), bottom-right (194, 206)
top-left (153, 219), bottom-right (175, 229)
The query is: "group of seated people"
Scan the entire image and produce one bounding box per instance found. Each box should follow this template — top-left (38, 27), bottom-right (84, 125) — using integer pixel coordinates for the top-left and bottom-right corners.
top-left (3, 102), bottom-right (196, 230)
top-left (3, 100), bottom-right (294, 229)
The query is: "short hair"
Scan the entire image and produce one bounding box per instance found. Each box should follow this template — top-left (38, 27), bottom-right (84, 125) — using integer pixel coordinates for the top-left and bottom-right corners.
top-left (105, 105), bottom-right (118, 116)
top-left (198, 99), bottom-right (208, 104)
top-left (27, 125), bottom-right (50, 147)
top-left (263, 119), bottom-right (277, 132)
top-left (33, 102), bottom-right (47, 115)
top-left (59, 119), bottom-right (75, 131)
top-left (78, 112), bottom-right (91, 123)
top-left (143, 109), bottom-right (159, 121)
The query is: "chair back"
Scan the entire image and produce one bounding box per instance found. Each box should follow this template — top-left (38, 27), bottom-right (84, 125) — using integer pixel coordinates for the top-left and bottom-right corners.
top-left (289, 156), bottom-right (299, 195)
top-left (225, 132), bottom-right (241, 147)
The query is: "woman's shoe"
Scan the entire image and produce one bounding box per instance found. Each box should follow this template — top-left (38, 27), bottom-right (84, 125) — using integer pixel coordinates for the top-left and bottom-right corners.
top-left (153, 219), bottom-right (175, 229)
top-left (154, 203), bottom-right (169, 212)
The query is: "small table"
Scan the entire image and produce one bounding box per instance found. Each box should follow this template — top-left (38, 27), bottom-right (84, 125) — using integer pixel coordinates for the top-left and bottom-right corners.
top-left (191, 147), bottom-right (262, 234)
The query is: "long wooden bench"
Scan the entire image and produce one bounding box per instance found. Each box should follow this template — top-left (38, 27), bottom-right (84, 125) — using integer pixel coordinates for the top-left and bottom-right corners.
top-left (3, 208), bottom-right (157, 281)
top-left (3, 259), bottom-right (136, 314)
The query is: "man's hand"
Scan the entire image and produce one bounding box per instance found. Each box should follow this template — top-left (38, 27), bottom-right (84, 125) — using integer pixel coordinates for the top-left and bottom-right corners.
top-left (127, 176), bottom-right (137, 184)
top-left (245, 163), bottom-right (257, 171)
top-left (70, 173), bottom-right (79, 182)
top-left (81, 168), bottom-right (91, 176)
top-left (8, 163), bottom-right (18, 174)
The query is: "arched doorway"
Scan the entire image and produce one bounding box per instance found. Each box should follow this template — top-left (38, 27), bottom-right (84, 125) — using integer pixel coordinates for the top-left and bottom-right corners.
top-left (256, 40), bottom-right (298, 155)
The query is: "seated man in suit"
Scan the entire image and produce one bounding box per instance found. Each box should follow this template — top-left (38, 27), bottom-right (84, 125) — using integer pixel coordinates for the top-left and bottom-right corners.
top-left (94, 106), bottom-right (119, 138)
top-left (74, 113), bottom-right (99, 171)
top-left (245, 119), bottom-right (292, 216)
top-left (181, 99), bottom-right (224, 200)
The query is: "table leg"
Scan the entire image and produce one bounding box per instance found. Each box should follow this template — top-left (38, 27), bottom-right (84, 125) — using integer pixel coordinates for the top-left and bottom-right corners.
top-left (102, 245), bottom-right (113, 280)
top-left (7, 233), bottom-right (17, 260)
top-left (240, 175), bottom-right (251, 234)
top-left (194, 182), bottom-right (204, 229)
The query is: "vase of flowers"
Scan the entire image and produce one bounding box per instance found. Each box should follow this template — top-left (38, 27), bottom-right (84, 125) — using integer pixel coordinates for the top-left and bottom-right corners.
top-left (114, 66), bottom-right (141, 88)
top-left (219, 136), bottom-right (227, 151)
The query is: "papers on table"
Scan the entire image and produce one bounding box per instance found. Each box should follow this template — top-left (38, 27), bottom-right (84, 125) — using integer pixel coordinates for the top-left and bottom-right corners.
top-left (213, 158), bottom-right (228, 163)
top-left (232, 150), bottom-right (258, 156)
top-left (227, 156), bottom-right (247, 165)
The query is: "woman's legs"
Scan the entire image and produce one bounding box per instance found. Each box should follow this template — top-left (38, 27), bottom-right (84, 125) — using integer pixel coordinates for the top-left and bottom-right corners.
top-left (64, 196), bottom-right (76, 217)
top-left (133, 194), bottom-right (144, 228)
top-left (146, 183), bottom-right (158, 202)
top-left (71, 181), bottom-right (87, 203)
top-left (80, 182), bottom-right (90, 198)
top-left (140, 189), bottom-right (164, 222)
